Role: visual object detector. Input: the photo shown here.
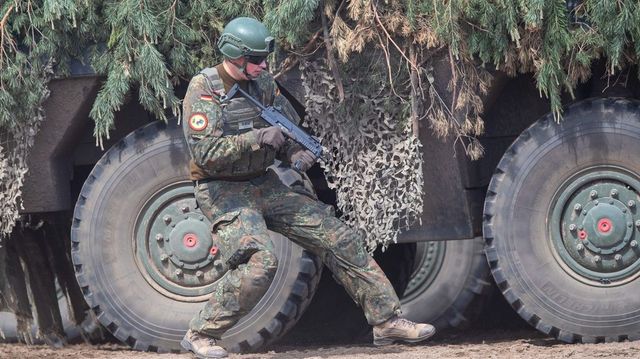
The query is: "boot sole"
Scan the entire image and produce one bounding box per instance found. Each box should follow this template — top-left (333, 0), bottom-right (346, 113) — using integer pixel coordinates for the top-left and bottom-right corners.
top-left (373, 328), bottom-right (436, 346)
top-left (180, 339), bottom-right (228, 359)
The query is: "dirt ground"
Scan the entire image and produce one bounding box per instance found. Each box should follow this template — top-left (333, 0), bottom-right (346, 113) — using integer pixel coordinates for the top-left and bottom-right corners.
top-left (1, 329), bottom-right (639, 359)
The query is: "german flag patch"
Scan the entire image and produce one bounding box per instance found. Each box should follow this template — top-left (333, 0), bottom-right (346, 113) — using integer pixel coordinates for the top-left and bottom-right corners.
top-left (200, 95), bottom-right (213, 101)
top-left (189, 113), bottom-right (208, 131)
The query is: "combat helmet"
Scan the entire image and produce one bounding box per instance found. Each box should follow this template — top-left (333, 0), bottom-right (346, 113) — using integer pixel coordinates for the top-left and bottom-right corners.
top-left (217, 17), bottom-right (275, 59)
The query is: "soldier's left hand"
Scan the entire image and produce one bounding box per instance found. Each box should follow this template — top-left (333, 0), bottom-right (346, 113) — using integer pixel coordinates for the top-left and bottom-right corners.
top-left (290, 149), bottom-right (316, 171)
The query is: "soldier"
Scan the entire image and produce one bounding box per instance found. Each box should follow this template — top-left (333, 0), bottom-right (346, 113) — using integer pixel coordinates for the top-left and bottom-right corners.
top-left (180, 17), bottom-right (435, 359)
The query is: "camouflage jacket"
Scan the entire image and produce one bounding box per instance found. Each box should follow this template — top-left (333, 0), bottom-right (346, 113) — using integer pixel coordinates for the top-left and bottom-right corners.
top-left (182, 66), bottom-right (302, 180)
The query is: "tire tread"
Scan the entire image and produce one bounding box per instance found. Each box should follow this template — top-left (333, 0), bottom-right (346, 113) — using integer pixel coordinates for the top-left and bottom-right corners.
top-left (483, 98), bottom-right (640, 343)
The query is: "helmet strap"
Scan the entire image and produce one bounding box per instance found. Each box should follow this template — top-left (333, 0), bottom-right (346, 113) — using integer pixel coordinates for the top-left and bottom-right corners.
top-left (229, 57), bottom-right (259, 80)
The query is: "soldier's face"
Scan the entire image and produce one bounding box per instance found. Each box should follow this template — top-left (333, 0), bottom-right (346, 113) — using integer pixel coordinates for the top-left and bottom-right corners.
top-left (244, 57), bottom-right (267, 78)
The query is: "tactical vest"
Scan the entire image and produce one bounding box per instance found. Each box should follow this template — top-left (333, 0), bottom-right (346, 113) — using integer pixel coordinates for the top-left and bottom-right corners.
top-left (191, 67), bottom-right (277, 180)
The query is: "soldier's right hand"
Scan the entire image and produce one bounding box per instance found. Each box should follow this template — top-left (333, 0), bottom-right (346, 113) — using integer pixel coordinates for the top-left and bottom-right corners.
top-left (255, 126), bottom-right (285, 149)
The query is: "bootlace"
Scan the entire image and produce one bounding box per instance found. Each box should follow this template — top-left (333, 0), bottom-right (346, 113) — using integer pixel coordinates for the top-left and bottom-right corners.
top-left (393, 317), bottom-right (416, 329)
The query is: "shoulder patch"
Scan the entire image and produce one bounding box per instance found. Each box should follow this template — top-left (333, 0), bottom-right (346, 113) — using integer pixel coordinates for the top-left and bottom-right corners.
top-left (189, 113), bottom-right (208, 131)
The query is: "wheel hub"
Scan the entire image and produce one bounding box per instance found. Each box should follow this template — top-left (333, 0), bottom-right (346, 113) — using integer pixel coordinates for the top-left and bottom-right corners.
top-left (551, 168), bottom-right (640, 285)
top-left (134, 182), bottom-right (225, 301)
top-left (166, 219), bottom-right (215, 270)
top-left (578, 200), bottom-right (631, 254)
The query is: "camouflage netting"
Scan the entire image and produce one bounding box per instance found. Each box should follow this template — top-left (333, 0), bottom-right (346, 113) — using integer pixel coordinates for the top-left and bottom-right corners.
top-left (0, 77), bottom-right (50, 237)
top-left (301, 58), bottom-right (423, 248)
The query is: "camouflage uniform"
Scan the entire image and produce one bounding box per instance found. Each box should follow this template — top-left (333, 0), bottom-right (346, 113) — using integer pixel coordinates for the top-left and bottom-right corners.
top-left (183, 66), bottom-right (401, 338)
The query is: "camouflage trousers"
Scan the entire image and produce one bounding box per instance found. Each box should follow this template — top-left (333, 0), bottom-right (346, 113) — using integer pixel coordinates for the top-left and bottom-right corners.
top-left (189, 170), bottom-right (401, 338)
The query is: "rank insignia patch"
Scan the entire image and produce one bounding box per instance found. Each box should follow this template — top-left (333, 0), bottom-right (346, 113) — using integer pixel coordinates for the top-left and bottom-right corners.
top-left (189, 113), bottom-right (208, 131)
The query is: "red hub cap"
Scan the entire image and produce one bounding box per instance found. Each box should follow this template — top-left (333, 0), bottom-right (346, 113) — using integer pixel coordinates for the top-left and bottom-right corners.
top-left (183, 234), bottom-right (198, 248)
top-left (597, 218), bottom-right (613, 233)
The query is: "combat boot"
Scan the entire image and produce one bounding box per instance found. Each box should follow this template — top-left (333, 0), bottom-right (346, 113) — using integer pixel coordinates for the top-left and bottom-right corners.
top-left (373, 316), bottom-right (436, 346)
top-left (180, 329), bottom-right (228, 359)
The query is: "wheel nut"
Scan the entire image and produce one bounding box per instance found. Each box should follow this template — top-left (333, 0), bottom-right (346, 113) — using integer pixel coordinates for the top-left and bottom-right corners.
top-left (590, 190), bottom-right (598, 199)
top-left (574, 204), bottom-right (582, 212)
top-left (174, 269), bottom-right (183, 277)
top-left (196, 270), bottom-right (204, 278)
top-left (155, 233), bottom-right (164, 242)
top-left (611, 189), bottom-right (619, 197)
top-left (593, 255), bottom-right (601, 263)
top-left (569, 224), bottom-right (577, 231)
top-left (182, 206), bottom-right (190, 213)
top-left (576, 243), bottom-right (584, 251)
top-left (636, 220), bottom-right (640, 228)
top-left (160, 254), bottom-right (169, 262)
top-left (615, 254), bottom-right (622, 261)
top-left (594, 200), bottom-right (599, 206)
top-left (163, 215), bottom-right (172, 224)
top-left (628, 200), bottom-right (636, 208)
top-left (631, 240), bottom-right (638, 248)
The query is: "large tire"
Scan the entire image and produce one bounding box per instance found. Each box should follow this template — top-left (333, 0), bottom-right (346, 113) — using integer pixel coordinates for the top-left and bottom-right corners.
top-left (484, 98), bottom-right (640, 343)
top-left (400, 237), bottom-right (491, 329)
top-left (71, 121), bottom-right (321, 353)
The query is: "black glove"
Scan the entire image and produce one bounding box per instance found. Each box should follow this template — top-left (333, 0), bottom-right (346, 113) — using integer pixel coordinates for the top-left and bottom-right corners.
top-left (290, 149), bottom-right (316, 171)
top-left (254, 127), bottom-right (285, 150)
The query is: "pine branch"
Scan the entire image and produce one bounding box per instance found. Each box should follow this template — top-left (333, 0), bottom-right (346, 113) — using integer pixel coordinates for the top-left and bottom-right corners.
top-left (274, 29), bottom-right (321, 79)
top-left (409, 43), bottom-right (420, 137)
top-left (371, 1), bottom-right (418, 72)
top-left (320, 0), bottom-right (344, 102)
top-left (0, 4), bottom-right (14, 67)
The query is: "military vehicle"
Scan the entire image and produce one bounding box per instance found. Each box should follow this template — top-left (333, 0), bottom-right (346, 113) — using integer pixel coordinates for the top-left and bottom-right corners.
top-left (3, 46), bottom-right (640, 352)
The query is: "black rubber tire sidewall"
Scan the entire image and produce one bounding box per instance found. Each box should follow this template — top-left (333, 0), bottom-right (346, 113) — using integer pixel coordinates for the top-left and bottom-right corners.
top-left (400, 237), bottom-right (491, 329)
top-left (71, 121), bottom-right (321, 352)
top-left (484, 98), bottom-right (640, 342)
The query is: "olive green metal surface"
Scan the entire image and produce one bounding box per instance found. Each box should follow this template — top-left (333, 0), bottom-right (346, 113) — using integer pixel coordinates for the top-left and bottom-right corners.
top-left (550, 167), bottom-right (640, 285)
top-left (134, 182), bottom-right (224, 301)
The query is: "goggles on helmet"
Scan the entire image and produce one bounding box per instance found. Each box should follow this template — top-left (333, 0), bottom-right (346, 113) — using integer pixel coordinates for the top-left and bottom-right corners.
top-left (245, 55), bottom-right (267, 65)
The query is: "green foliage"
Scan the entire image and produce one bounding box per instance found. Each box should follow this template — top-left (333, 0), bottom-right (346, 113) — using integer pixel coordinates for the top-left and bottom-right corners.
top-left (3, 1), bottom-right (640, 143)
top-left (537, 0), bottom-right (572, 116)
top-left (263, 0), bottom-right (319, 45)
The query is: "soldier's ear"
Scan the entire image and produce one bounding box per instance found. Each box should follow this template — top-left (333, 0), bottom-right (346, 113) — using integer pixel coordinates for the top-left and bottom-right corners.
top-left (228, 57), bottom-right (246, 67)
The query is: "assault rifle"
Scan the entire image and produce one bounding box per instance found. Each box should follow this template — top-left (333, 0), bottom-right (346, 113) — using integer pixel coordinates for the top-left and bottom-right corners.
top-left (223, 83), bottom-right (323, 170)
